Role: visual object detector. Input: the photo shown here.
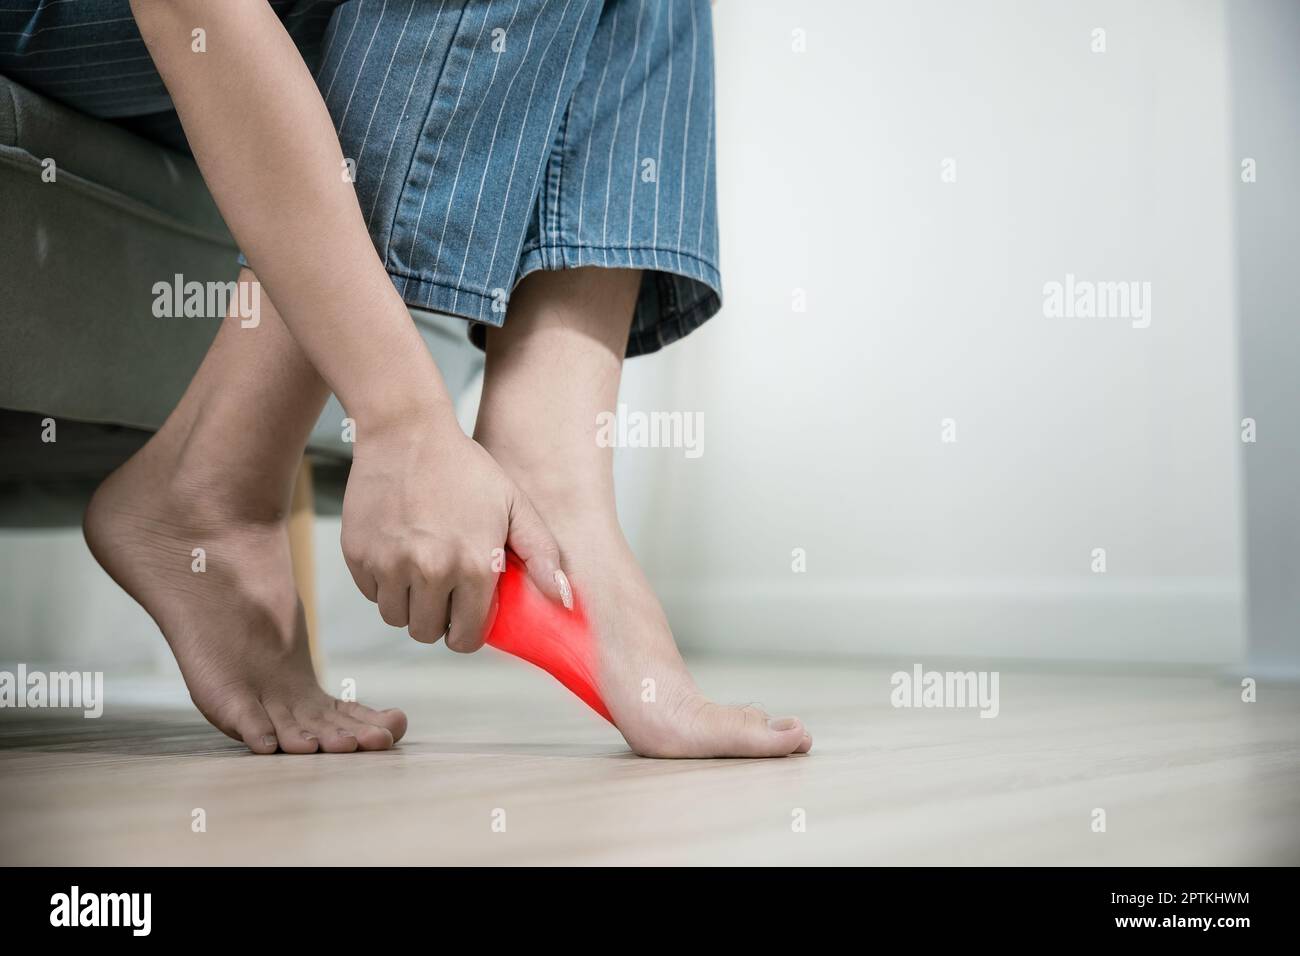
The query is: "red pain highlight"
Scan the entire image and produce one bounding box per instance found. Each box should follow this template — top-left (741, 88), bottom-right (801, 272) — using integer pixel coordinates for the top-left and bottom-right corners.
top-left (485, 552), bottom-right (611, 723)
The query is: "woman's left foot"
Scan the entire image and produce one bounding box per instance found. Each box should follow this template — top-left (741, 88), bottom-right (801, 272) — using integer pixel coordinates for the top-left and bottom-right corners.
top-left (83, 440), bottom-right (408, 754)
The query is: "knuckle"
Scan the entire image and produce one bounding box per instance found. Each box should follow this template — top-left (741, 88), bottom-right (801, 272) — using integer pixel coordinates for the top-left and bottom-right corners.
top-left (461, 553), bottom-right (496, 586)
top-left (447, 637), bottom-right (479, 655)
top-left (354, 549), bottom-right (382, 573)
top-left (376, 556), bottom-right (409, 582)
top-left (406, 543), bottom-right (450, 580)
top-left (533, 542), bottom-right (561, 568)
top-left (463, 541), bottom-right (502, 579)
top-left (445, 626), bottom-right (482, 654)
top-left (413, 555), bottom-right (450, 584)
top-left (407, 624), bottom-right (436, 645)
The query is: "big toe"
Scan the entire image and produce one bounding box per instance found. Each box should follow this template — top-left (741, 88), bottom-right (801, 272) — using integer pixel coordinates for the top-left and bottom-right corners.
top-left (262, 700), bottom-right (321, 754)
top-left (631, 701), bottom-right (810, 758)
top-left (724, 707), bottom-right (809, 758)
top-left (218, 698), bottom-right (281, 755)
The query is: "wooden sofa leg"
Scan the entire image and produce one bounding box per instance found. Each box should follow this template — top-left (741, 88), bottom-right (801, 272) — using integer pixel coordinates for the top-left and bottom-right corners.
top-left (288, 457), bottom-right (321, 677)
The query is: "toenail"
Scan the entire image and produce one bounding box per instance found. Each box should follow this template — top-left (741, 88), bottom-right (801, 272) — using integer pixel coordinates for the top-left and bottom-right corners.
top-left (301, 732), bottom-right (317, 741)
top-left (767, 717), bottom-right (799, 732)
top-left (261, 735), bottom-right (278, 748)
top-left (336, 729), bottom-right (354, 738)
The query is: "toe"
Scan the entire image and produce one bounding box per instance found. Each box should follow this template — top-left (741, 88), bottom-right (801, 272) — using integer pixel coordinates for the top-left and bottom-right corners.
top-left (294, 705), bottom-right (360, 753)
top-left (221, 699), bottom-right (280, 754)
top-left (337, 700), bottom-right (408, 744)
top-left (263, 700), bottom-right (320, 754)
top-left (317, 725), bottom-right (360, 753)
top-left (332, 709), bottom-right (396, 751)
top-left (724, 706), bottom-right (808, 758)
top-left (629, 700), bottom-right (810, 758)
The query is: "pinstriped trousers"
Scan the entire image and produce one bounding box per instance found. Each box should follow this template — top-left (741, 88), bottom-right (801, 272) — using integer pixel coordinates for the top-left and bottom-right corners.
top-left (0, 0), bottom-right (721, 356)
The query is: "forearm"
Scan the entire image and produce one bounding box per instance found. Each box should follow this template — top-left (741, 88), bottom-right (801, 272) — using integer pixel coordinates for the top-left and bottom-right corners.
top-left (130, 0), bottom-right (452, 430)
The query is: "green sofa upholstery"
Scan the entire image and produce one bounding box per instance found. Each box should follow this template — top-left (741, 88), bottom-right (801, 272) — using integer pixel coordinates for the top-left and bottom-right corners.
top-left (0, 76), bottom-right (482, 519)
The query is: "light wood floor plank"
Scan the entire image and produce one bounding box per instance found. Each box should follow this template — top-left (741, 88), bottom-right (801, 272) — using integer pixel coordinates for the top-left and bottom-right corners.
top-left (1, 658), bottom-right (1296, 865)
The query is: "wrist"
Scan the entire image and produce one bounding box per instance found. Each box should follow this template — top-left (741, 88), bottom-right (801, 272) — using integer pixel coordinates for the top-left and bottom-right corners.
top-left (349, 383), bottom-right (460, 449)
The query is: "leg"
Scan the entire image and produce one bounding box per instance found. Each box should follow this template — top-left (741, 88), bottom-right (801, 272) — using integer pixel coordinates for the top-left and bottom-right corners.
top-left (84, 268), bottom-right (406, 754)
top-left (287, 456), bottom-right (321, 676)
top-left (476, 267), bottom-right (811, 758)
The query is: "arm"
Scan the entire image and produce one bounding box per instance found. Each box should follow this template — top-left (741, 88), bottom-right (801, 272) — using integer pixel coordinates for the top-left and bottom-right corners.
top-left (130, 0), bottom-right (439, 427)
top-left (130, 0), bottom-right (570, 646)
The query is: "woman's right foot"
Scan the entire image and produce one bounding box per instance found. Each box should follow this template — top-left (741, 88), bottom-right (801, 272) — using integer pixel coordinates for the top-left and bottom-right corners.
top-left (482, 451), bottom-right (812, 759)
top-left (83, 442), bottom-right (407, 754)
top-left (473, 267), bottom-right (810, 758)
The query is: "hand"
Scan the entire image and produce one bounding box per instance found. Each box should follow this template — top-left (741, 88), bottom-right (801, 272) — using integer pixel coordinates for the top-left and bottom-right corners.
top-left (341, 408), bottom-right (571, 652)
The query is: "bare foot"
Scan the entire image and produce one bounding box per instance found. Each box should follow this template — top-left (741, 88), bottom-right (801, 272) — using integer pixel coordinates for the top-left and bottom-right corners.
top-left (83, 443), bottom-right (407, 754)
top-left (483, 460), bottom-right (812, 759)
top-left (474, 265), bottom-right (808, 757)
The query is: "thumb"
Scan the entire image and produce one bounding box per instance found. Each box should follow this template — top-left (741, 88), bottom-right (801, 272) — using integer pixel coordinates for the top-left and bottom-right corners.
top-left (505, 488), bottom-right (573, 610)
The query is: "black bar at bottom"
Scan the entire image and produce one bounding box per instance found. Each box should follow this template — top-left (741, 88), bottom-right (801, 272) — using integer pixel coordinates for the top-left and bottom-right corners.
top-left (0, 867), bottom-right (1282, 940)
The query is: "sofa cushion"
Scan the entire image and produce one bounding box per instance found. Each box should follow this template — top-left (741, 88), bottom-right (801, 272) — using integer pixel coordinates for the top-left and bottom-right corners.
top-left (0, 77), bottom-right (483, 462)
top-left (0, 76), bottom-right (230, 240)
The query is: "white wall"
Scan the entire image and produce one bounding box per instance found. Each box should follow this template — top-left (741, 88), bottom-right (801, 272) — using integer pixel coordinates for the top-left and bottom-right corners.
top-left (1, 0), bottom-right (1258, 671)
top-left (624, 0), bottom-right (1245, 664)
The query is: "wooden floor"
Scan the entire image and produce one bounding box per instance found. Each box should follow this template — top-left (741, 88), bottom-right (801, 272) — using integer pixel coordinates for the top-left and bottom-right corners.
top-left (1, 655), bottom-right (1297, 865)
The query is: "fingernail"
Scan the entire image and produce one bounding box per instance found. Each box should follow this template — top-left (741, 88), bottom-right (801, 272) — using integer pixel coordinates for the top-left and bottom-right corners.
top-left (261, 734), bottom-right (278, 749)
top-left (767, 717), bottom-right (799, 732)
top-left (554, 569), bottom-right (573, 610)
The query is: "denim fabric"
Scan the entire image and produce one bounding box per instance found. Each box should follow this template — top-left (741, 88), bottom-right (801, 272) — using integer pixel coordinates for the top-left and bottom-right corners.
top-left (0, 0), bottom-right (721, 356)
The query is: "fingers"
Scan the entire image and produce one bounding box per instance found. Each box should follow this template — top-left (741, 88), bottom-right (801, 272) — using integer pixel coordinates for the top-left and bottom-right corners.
top-left (351, 551), bottom-right (450, 644)
top-left (407, 581), bottom-right (450, 645)
top-left (356, 547), bottom-right (519, 650)
top-left (375, 582), bottom-right (410, 629)
top-left (343, 553), bottom-right (378, 603)
top-left (505, 489), bottom-right (573, 610)
top-left (365, 552), bottom-right (488, 650)
top-left (446, 578), bottom-right (496, 654)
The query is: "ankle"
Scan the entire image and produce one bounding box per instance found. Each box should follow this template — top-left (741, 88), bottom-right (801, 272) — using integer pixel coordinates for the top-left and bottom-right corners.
top-left (140, 433), bottom-right (294, 527)
top-left (478, 438), bottom-right (613, 519)
top-left (529, 486), bottom-right (622, 544)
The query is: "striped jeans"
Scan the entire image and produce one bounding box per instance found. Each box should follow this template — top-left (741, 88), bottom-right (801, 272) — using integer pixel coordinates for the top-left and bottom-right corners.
top-left (0, 0), bottom-right (721, 356)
